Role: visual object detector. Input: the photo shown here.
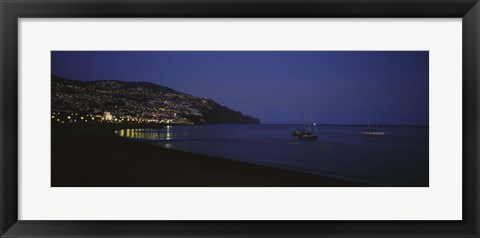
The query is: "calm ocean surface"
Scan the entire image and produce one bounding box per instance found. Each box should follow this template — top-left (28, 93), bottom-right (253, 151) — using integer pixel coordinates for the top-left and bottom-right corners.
top-left (116, 124), bottom-right (429, 186)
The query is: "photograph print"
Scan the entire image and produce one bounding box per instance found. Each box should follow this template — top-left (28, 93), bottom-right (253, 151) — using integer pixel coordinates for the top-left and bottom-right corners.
top-left (51, 51), bottom-right (429, 187)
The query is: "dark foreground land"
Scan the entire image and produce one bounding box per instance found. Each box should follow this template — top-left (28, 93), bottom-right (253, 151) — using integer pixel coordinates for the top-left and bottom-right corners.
top-left (52, 125), bottom-right (370, 187)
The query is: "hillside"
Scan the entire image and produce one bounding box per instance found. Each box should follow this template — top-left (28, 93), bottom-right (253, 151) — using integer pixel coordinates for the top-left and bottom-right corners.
top-left (51, 75), bottom-right (260, 124)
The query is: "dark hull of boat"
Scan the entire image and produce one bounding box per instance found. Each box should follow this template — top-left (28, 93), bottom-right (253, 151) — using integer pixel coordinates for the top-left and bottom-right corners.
top-left (293, 131), bottom-right (306, 137)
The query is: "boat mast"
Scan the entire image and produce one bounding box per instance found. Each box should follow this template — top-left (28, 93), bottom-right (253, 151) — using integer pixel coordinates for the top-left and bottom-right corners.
top-left (307, 111), bottom-right (311, 132)
top-left (376, 111), bottom-right (378, 130)
top-left (304, 111), bottom-right (307, 130)
top-left (368, 108), bottom-right (371, 129)
top-left (310, 111), bottom-right (318, 135)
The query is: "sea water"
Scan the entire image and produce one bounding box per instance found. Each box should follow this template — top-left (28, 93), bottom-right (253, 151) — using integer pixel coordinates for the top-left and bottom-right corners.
top-left (116, 124), bottom-right (428, 186)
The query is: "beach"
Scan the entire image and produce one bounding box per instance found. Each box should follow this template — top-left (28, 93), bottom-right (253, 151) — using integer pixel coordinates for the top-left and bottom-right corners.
top-left (51, 125), bottom-right (369, 187)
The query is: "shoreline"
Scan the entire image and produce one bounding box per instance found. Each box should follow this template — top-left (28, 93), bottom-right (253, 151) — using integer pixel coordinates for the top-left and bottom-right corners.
top-left (52, 125), bottom-right (372, 187)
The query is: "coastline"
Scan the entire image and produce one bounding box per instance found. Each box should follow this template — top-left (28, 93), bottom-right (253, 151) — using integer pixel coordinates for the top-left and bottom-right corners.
top-left (52, 125), bottom-right (371, 187)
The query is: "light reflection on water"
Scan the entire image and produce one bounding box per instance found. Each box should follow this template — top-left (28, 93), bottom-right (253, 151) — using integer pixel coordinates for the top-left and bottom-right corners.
top-left (116, 128), bottom-right (166, 140)
top-left (115, 126), bottom-right (187, 141)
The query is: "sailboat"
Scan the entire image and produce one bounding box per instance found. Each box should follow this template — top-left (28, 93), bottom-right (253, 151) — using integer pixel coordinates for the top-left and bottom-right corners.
top-left (293, 111), bottom-right (319, 140)
top-left (360, 109), bottom-right (385, 135)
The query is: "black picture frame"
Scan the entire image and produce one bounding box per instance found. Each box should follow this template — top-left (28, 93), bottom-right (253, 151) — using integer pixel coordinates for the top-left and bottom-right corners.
top-left (1, 0), bottom-right (479, 237)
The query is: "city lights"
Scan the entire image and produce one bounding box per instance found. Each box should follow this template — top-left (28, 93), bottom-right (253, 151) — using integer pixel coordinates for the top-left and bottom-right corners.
top-left (52, 110), bottom-right (192, 125)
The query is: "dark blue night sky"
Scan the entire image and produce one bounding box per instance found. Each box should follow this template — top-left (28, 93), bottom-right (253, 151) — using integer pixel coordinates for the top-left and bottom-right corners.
top-left (51, 51), bottom-right (428, 125)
